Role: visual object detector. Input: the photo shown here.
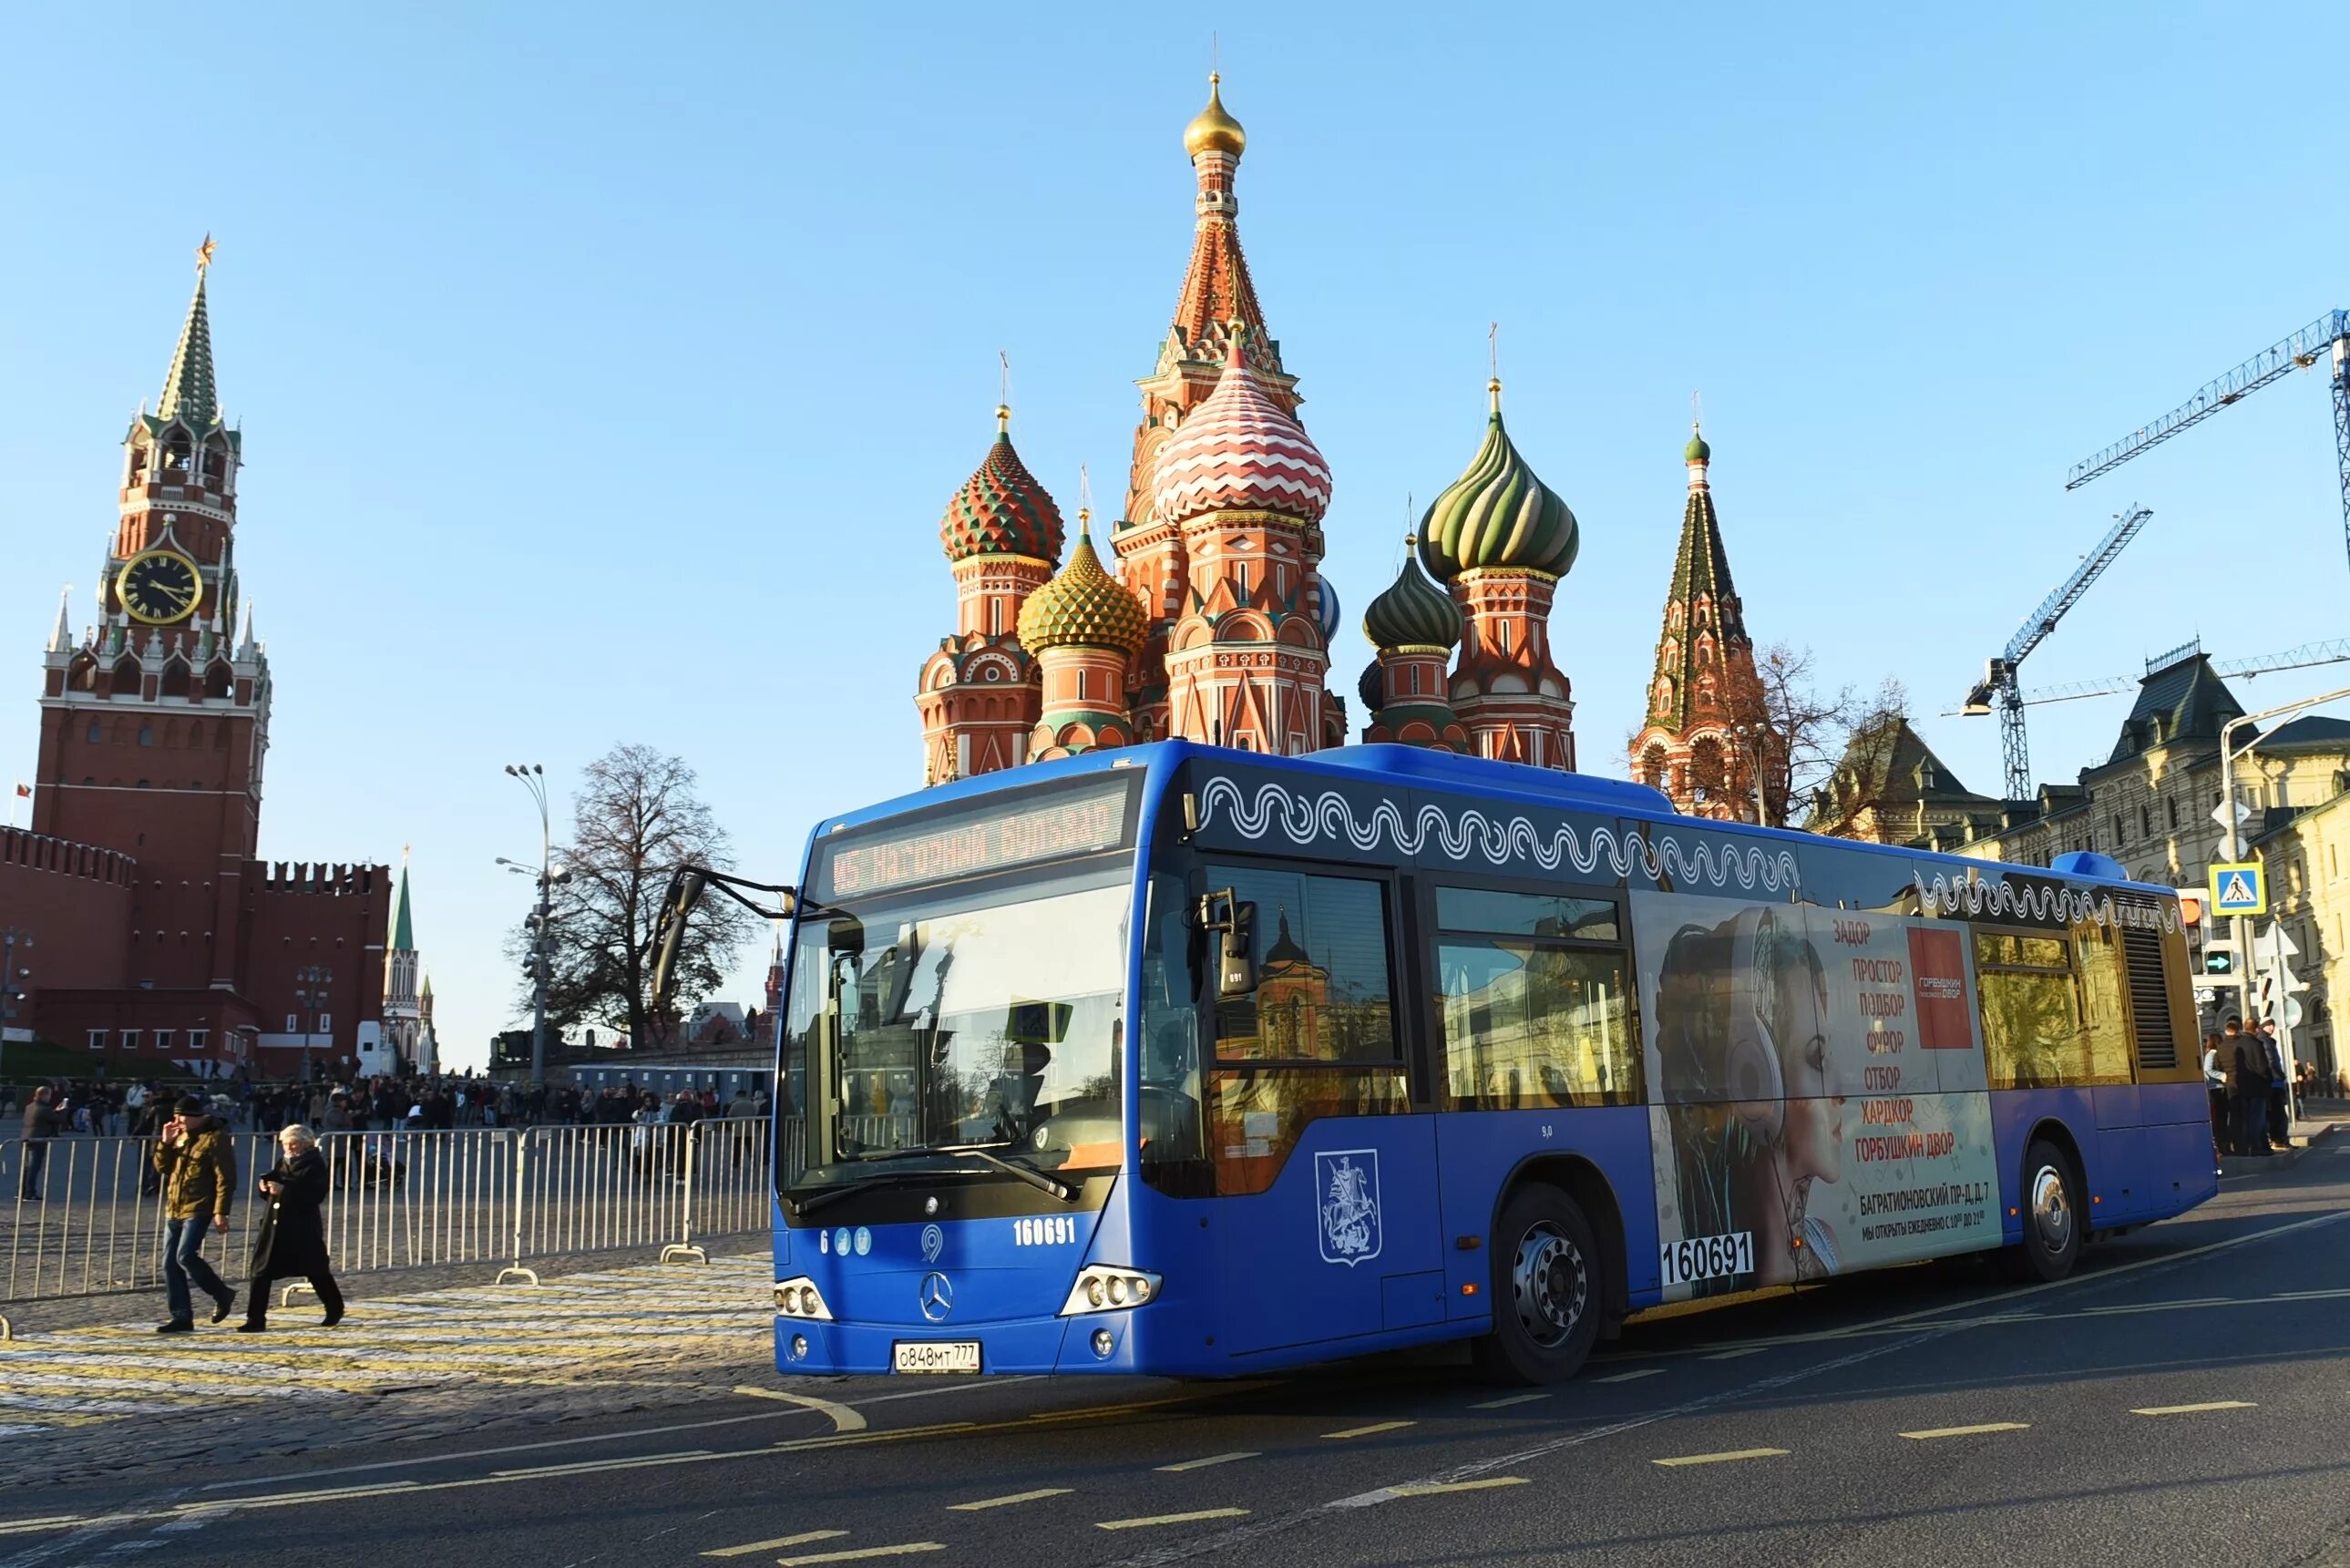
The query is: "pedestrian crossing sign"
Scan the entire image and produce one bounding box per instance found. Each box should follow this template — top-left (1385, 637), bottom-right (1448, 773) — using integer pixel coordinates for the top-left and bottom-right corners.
top-left (2209, 861), bottom-right (2266, 917)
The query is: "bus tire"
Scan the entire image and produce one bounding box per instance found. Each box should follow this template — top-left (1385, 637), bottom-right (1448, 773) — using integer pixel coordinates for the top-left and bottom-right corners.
top-left (1472, 1184), bottom-right (1602, 1385)
top-left (2005, 1138), bottom-right (2082, 1283)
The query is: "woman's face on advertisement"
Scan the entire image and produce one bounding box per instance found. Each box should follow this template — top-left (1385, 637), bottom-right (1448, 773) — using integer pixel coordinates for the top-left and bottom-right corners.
top-left (1779, 968), bottom-right (1842, 1184)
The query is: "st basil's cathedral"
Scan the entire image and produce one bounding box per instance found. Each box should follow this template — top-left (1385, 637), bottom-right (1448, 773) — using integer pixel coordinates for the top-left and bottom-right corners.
top-left (916, 76), bottom-right (1766, 804)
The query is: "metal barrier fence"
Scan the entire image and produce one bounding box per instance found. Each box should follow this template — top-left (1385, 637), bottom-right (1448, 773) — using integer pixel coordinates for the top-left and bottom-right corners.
top-left (0, 1118), bottom-right (781, 1334)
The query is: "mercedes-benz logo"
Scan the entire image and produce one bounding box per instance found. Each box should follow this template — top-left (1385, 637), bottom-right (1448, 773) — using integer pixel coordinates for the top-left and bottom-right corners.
top-left (918, 1272), bottom-right (954, 1323)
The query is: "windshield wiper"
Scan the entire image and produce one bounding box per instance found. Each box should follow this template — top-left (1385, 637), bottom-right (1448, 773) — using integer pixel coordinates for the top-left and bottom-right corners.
top-left (795, 1143), bottom-right (1076, 1210)
top-left (936, 1143), bottom-right (1076, 1203)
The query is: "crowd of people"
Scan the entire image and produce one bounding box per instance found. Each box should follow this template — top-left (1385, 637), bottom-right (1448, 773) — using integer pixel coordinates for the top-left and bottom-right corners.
top-left (2201, 1017), bottom-right (2328, 1156)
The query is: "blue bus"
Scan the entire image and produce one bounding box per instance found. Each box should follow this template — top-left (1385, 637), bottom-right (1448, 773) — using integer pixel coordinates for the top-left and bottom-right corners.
top-left (657, 741), bottom-right (2213, 1385)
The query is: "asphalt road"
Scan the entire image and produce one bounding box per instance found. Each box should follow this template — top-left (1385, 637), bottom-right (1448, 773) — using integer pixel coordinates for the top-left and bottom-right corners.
top-left (10, 1147), bottom-right (2350, 1568)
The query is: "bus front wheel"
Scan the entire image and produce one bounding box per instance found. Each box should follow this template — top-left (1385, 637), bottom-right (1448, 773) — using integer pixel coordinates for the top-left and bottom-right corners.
top-left (1473, 1184), bottom-right (1602, 1385)
top-left (2004, 1138), bottom-right (2083, 1283)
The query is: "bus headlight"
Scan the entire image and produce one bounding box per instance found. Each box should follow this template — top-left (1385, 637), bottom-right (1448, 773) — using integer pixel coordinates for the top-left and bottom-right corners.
top-left (775, 1277), bottom-right (834, 1321)
top-left (1060, 1266), bottom-right (1161, 1317)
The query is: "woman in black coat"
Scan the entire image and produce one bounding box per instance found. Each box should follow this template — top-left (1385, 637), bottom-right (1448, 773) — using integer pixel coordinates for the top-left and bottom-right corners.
top-left (238, 1124), bottom-right (345, 1330)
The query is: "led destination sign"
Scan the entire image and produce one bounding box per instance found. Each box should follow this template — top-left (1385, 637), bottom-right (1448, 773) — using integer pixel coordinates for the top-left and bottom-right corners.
top-left (821, 780), bottom-right (1131, 901)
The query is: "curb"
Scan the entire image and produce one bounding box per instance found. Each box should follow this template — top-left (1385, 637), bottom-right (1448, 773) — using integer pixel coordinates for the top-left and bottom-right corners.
top-left (2220, 1118), bottom-right (2340, 1178)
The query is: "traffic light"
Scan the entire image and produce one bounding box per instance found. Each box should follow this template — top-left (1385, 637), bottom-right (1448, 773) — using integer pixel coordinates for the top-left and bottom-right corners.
top-left (2203, 946), bottom-right (2238, 977)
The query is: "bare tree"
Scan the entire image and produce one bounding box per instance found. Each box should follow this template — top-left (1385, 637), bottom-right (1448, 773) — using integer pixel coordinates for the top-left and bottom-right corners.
top-left (508, 744), bottom-right (753, 1051)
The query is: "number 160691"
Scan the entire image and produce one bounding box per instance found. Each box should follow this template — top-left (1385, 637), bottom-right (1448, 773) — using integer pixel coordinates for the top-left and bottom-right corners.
top-left (1658, 1230), bottom-right (1754, 1287)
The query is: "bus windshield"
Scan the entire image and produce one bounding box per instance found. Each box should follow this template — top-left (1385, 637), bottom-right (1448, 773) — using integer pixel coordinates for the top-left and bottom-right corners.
top-left (785, 863), bottom-right (1132, 1193)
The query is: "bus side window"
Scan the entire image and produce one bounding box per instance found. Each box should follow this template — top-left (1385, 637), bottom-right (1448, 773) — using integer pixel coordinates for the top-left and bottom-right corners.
top-left (1431, 886), bottom-right (1639, 1111)
top-left (1975, 927), bottom-right (2129, 1089)
top-left (1204, 866), bottom-right (1406, 1196)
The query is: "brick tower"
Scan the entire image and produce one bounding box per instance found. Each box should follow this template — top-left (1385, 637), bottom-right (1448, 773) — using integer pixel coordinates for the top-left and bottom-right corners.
top-left (1117, 76), bottom-right (1329, 744)
top-left (32, 240), bottom-right (272, 994)
top-left (915, 405), bottom-right (1064, 784)
top-left (1417, 379), bottom-right (1580, 769)
top-left (1629, 423), bottom-right (1774, 819)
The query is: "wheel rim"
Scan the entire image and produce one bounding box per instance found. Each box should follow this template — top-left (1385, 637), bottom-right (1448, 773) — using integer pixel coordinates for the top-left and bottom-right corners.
top-left (1509, 1221), bottom-right (1587, 1348)
top-left (2029, 1163), bottom-right (2071, 1254)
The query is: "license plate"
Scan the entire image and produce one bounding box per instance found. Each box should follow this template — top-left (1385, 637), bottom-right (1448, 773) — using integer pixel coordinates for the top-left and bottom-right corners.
top-left (893, 1340), bottom-right (981, 1374)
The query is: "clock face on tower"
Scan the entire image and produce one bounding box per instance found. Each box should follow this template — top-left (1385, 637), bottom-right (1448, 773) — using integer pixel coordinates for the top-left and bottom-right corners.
top-left (117, 548), bottom-right (205, 626)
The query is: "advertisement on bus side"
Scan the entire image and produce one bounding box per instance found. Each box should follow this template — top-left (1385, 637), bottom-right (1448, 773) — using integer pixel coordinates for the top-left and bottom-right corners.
top-left (1635, 893), bottom-right (2003, 1297)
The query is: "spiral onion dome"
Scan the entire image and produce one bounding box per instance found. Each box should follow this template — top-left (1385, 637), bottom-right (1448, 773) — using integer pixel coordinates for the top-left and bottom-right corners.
top-left (939, 412), bottom-right (1066, 564)
top-left (1416, 383), bottom-right (1579, 582)
top-left (1362, 544), bottom-right (1463, 651)
top-left (1016, 525), bottom-right (1149, 654)
top-left (1150, 334), bottom-right (1331, 527)
top-left (1356, 658), bottom-right (1382, 713)
top-left (1314, 576), bottom-right (1340, 643)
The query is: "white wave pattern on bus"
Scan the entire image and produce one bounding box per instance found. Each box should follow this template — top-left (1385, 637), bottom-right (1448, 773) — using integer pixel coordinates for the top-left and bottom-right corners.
top-left (1198, 777), bottom-right (2183, 933)
top-left (1909, 871), bottom-right (2181, 933)
top-left (1197, 777), bottom-right (1799, 893)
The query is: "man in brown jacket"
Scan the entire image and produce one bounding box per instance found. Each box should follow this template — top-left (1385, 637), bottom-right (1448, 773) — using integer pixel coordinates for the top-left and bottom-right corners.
top-left (152, 1094), bottom-right (237, 1332)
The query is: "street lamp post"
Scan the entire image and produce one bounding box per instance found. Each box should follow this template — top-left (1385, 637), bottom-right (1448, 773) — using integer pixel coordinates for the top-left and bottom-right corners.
top-left (506, 764), bottom-right (554, 1088)
top-left (2219, 682), bottom-right (2350, 1120)
top-left (292, 963), bottom-right (332, 1085)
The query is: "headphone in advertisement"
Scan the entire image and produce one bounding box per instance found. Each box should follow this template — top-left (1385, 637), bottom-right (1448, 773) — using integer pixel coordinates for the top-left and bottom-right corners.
top-left (1723, 907), bottom-right (1786, 1142)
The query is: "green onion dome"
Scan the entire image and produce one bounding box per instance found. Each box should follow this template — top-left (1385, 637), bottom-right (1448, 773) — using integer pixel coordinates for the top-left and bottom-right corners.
top-left (1361, 535), bottom-right (1463, 651)
top-left (940, 406), bottom-right (1065, 564)
top-left (1416, 380), bottom-right (1579, 582)
top-left (1016, 517), bottom-right (1149, 654)
top-left (1685, 421), bottom-right (1710, 463)
top-left (1356, 658), bottom-right (1383, 712)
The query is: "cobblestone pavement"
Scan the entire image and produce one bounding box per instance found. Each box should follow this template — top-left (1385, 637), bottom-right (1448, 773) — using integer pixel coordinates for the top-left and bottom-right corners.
top-left (0, 1252), bottom-right (775, 1491)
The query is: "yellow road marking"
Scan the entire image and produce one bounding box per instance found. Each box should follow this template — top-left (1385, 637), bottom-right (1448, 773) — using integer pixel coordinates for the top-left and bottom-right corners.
top-left (1155, 1452), bottom-right (1257, 1472)
top-left (1388, 1477), bottom-right (1531, 1497)
top-left (1596, 1368), bottom-right (1667, 1384)
top-left (1899, 1422), bottom-right (2031, 1440)
top-left (775, 1421), bottom-right (980, 1451)
top-left (1323, 1419), bottom-right (1414, 1440)
top-left (1096, 1508), bottom-right (1250, 1531)
top-left (702, 1530), bottom-right (847, 1557)
top-left (1470, 1393), bottom-right (1547, 1409)
top-left (948, 1488), bottom-right (1072, 1512)
top-left (494, 1450), bottom-right (713, 1479)
top-left (777, 1545), bottom-right (944, 1566)
top-left (728, 1389), bottom-right (868, 1432)
top-left (1654, 1447), bottom-right (1790, 1468)
top-left (2132, 1400), bottom-right (2256, 1417)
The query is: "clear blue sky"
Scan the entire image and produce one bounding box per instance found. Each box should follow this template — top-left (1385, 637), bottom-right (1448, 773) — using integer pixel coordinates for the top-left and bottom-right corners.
top-left (5, 3), bottom-right (2345, 1070)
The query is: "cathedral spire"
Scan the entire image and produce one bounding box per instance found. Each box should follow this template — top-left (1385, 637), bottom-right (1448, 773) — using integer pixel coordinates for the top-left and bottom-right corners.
top-left (47, 588), bottom-right (72, 654)
top-left (158, 237), bottom-right (221, 431)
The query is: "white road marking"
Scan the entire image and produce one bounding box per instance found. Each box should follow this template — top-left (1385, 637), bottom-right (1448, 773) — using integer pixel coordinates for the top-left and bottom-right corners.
top-left (1097, 1509), bottom-right (1250, 1532)
top-left (1367, 1477), bottom-right (1531, 1501)
top-left (1154, 1452), bottom-right (1257, 1473)
top-left (1322, 1420), bottom-right (1414, 1440)
top-left (2131, 1400), bottom-right (2256, 1417)
top-left (1595, 1368), bottom-right (1666, 1384)
top-left (948, 1489), bottom-right (1072, 1512)
top-left (1469, 1393), bottom-right (1548, 1409)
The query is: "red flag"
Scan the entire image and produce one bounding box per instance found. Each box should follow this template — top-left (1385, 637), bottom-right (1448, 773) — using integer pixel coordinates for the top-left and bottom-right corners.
top-left (12, 784), bottom-right (26, 799)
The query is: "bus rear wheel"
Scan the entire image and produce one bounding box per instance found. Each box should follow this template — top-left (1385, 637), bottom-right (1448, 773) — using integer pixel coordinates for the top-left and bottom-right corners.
top-left (2004, 1138), bottom-right (2082, 1283)
top-left (1473, 1184), bottom-right (1602, 1385)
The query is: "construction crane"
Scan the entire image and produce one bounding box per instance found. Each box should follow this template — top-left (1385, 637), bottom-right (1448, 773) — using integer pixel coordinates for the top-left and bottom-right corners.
top-left (2066, 311), bottom-right (2350, 571)
top-left (2003, 637), bottom-right (2350, 709)
top-left (1961, 505), bottom-right (2154, 801)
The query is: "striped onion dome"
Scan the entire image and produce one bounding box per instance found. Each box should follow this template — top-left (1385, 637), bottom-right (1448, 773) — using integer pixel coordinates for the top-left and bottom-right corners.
top-left (1362, 536), bottom-right (1463, 651)
top-left (1150, 331), bottom-right (1331, 527)
top-left (1016, 518), bottom-right (1149, 654)
top-left (1315, 576), bottom-right (1340, 642)
top-left (940, 406), bottom-right (1065, 564)
top-left (1417, 380), bottom-right (1578, 582)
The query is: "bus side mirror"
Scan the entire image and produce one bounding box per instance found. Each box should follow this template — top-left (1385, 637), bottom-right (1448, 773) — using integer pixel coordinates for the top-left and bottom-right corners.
top-left (649, 869), bottom-right (707, 1014)
top-left (1197, 889), bottom-right (1257, 999)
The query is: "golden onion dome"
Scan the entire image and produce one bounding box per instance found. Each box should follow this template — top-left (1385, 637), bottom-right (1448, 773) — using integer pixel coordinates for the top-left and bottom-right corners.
top-left (1184, 73), bottom-right (1247, 160)
top-left (1017, 516), bottom-right (1149, 655)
